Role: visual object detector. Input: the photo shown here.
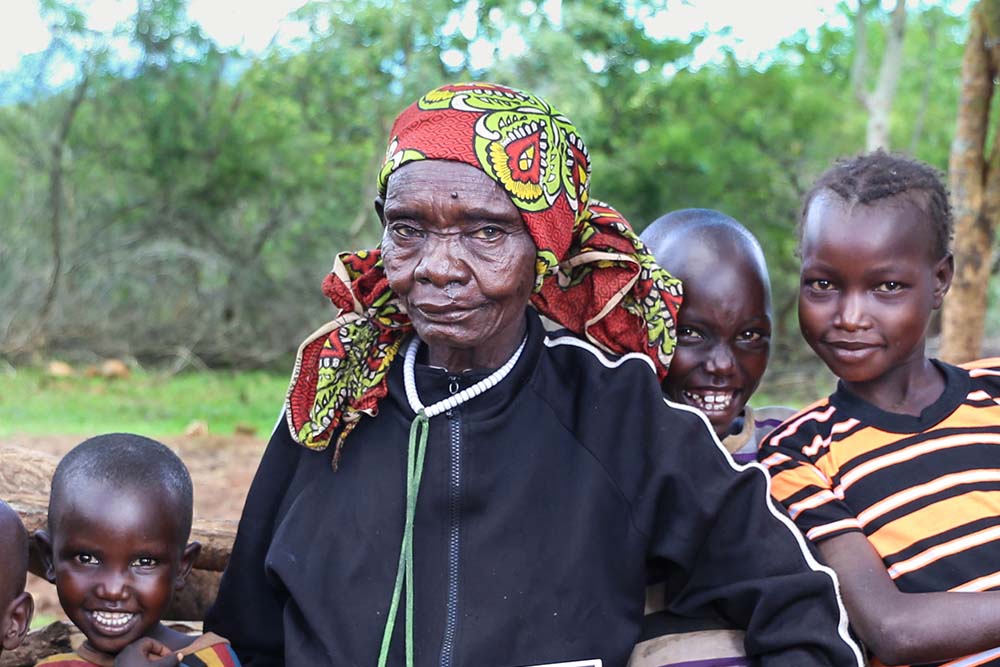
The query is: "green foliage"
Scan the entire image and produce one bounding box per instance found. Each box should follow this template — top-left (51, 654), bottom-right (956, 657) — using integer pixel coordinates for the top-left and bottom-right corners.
top-left (0, 0), bottom-right (974, 374)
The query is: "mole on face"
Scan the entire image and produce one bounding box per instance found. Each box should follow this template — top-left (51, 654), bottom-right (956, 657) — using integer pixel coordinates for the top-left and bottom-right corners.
top-left (450, 192), bottom-right (459, 199)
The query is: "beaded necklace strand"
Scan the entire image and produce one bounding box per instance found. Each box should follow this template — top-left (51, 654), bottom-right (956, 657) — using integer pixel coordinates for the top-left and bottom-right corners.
top-left (377, 334), bottom-right (527, 667)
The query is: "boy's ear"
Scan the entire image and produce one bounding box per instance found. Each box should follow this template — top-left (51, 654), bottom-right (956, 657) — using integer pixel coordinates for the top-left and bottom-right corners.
top-left (932, 252), bottom-right (955, 308)
top-left (174, 541), bottom-right (201, 591)
top-left (33, 530), bottom-right (56, 584)
top-left (374, 196), bottom-right (386, 227)
top-left (2, 591), bottom-right (34, 651)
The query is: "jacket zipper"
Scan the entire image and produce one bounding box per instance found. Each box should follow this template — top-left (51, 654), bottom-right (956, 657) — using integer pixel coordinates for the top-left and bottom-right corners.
top-left (440, 378), bottom-right (462, 667)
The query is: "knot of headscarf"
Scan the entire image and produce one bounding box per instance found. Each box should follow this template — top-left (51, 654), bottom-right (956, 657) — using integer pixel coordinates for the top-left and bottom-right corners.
top-left (285, 83), bottom-right (682, 464)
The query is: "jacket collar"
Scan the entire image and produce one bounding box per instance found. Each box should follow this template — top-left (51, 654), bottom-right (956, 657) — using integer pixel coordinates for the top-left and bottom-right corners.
top-left (386, 307), bottom-right (544, 422)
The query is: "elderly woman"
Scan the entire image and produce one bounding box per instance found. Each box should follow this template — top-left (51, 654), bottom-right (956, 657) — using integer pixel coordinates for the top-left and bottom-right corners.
top-left (206, 83), bottom-right (861, 667)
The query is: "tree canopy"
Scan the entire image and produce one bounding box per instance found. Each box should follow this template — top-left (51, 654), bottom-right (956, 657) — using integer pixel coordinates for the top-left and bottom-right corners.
top-left (0, 0), bottom-right (973, 368)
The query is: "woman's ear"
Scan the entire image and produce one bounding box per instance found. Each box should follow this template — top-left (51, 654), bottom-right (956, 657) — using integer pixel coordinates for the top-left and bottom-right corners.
top-left (1, 592), bottom-right (34, 651)
top-left (174, 541), bottom-right (201, 590)
top-left (933, 252), bottom-right (954, 308)
top-left (33, 530), bottom-right (56, 584)
top-left (374, 197), bottom-right (386, 226)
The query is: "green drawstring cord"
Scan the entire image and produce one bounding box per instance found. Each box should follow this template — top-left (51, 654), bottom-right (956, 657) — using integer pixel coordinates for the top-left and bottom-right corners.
top-left (378, 409), bottom-right (430, 667)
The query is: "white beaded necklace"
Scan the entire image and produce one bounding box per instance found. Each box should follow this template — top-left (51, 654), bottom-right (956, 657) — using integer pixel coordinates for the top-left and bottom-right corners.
top-left (403, 333), bottom-right (527, 417)
top-left (378, 333), bottom-right (527, 667)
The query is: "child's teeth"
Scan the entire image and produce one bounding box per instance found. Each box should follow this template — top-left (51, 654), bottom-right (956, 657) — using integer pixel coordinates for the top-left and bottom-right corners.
top-left (92, 611), bottom-right (134, 627)
top-left (684, 391), bottom-right (734, 410)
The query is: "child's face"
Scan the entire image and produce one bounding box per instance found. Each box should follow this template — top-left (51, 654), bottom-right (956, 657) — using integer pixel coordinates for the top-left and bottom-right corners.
top-left (664, 256), bottom-right (771, 437)
top-left (799, 193), bottom-right (952, 389)
top-left (0, 511), bottom-right (32, 656)
top-left (40, 483), bottom-right (197, 655)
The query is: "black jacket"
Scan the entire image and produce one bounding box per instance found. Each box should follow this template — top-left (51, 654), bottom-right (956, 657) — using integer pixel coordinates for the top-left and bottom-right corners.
top-left (206, 311), bottom-right (862, 666)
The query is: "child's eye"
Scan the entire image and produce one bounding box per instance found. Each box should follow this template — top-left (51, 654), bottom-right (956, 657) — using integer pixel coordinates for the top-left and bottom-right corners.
top-left (130, 556), bottom-right (158, 568)
top-left (74, 553), bottom-right (98, 565)
top-left (805, 279), bottom-right (835, 291)
top-left (677, 326), bottom-right (705, 342)
top-left (737, 330), bottom-right (767, 343)
top-left (874, 281), bottom-right (905, 293)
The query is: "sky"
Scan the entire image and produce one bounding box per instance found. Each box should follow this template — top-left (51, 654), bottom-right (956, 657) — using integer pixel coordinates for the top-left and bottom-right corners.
top-left (0, 0), bottom-right (973, 74)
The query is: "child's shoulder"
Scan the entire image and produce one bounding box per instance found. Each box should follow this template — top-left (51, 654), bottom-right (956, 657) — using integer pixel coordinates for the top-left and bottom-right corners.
top-left (760, 396), bottom-right (836, 441)
top-left (958, 357), bottom-right (1000, 373)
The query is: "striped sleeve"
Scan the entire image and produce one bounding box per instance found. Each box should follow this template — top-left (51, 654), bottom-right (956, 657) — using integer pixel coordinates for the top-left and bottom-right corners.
top-left (759, 402), bottom-right (864, 543)
top-left (33, 654), bottom-right (95, 666)
top-left (181, 643), bottom-right (242, 667)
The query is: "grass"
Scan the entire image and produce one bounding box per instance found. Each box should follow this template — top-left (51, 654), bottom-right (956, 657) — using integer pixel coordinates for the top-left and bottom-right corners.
top-left (0, 367), bottom-right (289, 438)
top-left (0, 357), bottom-right (840, 439)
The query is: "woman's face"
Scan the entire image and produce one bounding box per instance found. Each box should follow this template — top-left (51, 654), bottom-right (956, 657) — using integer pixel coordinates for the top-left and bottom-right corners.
top-left (378, 160), bottom-right (537, 371)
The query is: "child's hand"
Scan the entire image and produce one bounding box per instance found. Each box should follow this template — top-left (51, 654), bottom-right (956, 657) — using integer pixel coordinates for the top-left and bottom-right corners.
top-left (113, 637), bottom-right (183, 667)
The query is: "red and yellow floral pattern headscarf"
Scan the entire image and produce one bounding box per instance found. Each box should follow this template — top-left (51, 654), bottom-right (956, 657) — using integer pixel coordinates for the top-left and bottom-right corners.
top-left (286, 83), bottom-right (683, 463)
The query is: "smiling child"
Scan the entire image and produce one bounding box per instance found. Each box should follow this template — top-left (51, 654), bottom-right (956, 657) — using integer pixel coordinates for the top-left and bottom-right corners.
top-left (641, 209), bottom-right (793, 462)
top-left (760, 152), bottom-right (1000, 667)
top-left (0, 499), bottom-right (33, 658)
top-left (34, 434), bottom-right (239, 667)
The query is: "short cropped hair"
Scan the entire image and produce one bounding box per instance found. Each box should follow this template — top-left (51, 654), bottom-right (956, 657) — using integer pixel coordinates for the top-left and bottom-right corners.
top-left (0, 500), bottom-right (28, 596)
top-left (641, 208), bottom-right (771, 298)
top-left (801, 151), bottom-right (952, 260)
top-left (49, 433), bottom-right (194, 543)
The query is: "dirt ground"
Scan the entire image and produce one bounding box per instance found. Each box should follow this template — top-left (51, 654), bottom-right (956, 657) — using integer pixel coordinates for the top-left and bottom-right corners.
top-left (0, 433), bottom-right (268, 623)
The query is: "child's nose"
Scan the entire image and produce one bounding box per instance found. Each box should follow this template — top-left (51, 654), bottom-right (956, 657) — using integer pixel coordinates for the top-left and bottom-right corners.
top-left (833, 292), bottom-right (869, 331)
top-left (706, 343), bottom-right (736, 376)
top-left (95, 573), bottom-right (131, 601)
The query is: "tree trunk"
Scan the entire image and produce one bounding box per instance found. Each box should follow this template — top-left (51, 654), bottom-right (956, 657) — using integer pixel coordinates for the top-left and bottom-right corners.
top-left (941, 1), bottom-right (1000, 363)
top-left (852, 0), bottom-right (908, 151)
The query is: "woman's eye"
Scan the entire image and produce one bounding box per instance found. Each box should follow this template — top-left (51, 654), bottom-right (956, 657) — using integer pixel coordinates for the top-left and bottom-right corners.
top-left (390, 223), bottom-right (421, 239)
top-left (874, 281), bottom-right (904, 293)
top-left (74, 553), bottom-right (98, 565)
top-left (470, 225), bottom-right (504, 240)
top-left (131, 557), bottom-right (158, 568)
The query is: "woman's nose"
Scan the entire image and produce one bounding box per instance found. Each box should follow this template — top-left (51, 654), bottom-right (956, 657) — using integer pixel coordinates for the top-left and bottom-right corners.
top-left (414, 234), bottom-right (470, 286)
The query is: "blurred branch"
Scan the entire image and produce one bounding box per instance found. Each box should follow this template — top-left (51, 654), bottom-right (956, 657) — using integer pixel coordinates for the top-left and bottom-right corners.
top-left (37, 71), bottom-right (90, 328)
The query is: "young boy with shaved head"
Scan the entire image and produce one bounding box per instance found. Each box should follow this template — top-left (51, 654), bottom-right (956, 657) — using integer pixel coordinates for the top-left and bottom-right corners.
top-left (0, 499), bottom-right (33, 658)
top-left (34, 433), bottom-right (240, 667)
top-left (641, 208), bottom-right (793, 463)
top-left (630, 209), bottom-right (794, 667)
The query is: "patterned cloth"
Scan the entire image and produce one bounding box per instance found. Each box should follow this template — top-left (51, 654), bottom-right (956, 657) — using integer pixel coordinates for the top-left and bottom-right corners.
top-left (286, 82), bottom-right (683, 459)
top-left (35, 633), bottom-right (241, 667)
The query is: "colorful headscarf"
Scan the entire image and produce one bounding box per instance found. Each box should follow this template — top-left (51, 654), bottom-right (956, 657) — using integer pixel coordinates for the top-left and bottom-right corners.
top-left (286, 83), bottom-right (683, 463)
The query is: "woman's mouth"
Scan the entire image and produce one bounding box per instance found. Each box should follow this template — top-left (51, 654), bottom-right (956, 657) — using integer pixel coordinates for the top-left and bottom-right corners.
top-left (412, 303), bottom-right (482, 323)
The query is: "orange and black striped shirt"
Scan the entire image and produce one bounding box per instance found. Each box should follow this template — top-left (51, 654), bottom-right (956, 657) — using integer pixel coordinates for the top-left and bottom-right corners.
top-left (760, 359), bottom-right (1000, 665)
